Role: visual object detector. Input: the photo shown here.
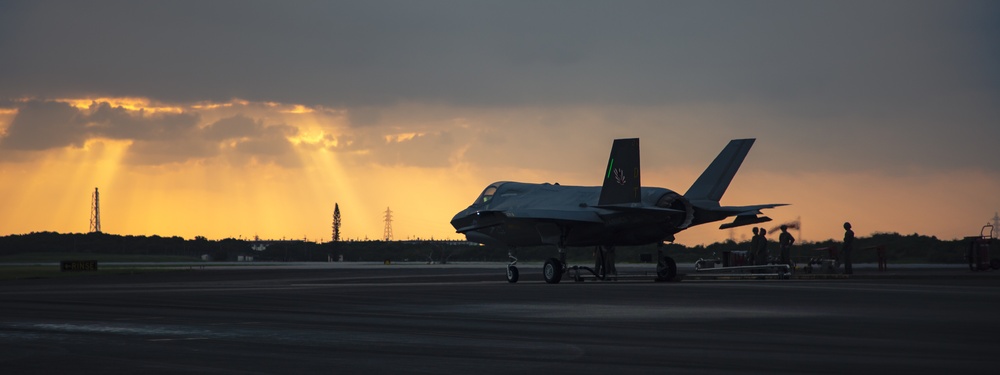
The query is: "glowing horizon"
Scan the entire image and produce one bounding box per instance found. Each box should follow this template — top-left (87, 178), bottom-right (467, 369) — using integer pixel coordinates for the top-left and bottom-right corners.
top-left (1, 96), bottom-right (998, 247)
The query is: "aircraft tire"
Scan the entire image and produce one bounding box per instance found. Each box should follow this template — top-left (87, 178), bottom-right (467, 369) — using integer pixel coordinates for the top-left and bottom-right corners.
top-left (657, 256), bottom-right (677, 281)
top-left (543, 258), bottom-right (563, 284)
top-left (506, 266), bottom-right (519, 283)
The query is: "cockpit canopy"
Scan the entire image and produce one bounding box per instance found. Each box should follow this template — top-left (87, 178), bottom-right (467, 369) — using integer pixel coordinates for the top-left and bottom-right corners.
top-left (472, 182), bottom-right (505, 207)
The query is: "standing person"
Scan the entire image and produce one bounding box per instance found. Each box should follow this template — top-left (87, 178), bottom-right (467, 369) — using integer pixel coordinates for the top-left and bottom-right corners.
top-left (748, 227), bottom-right (760, 266)
top-left (779, 225), bottom-right (795, 267)
top-left (593, 246), bottom-right (603, 276)
top-left (757, 228), bottom-right (769, 265)
top-left (842, 222), bottom-right (855, 275)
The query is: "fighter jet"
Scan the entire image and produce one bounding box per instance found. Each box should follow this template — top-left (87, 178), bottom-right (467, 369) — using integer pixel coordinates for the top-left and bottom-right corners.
top-left (450, 138), bottom-right (786, 283)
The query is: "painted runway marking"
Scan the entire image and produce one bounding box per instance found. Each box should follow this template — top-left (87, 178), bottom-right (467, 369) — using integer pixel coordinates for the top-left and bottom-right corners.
top-left (114, 316), bottom-right (165, 321)
top-left (681, 281), bottom-right (1000, 296)
top-left (291, 281), bottom-right (507, 287)
top-left (148, 337), bottom-right (210, 342)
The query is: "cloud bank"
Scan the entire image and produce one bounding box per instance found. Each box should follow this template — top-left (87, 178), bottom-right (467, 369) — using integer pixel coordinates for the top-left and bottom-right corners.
top-left (0, 100), bottom-right (301, 167)
top-left (0, 0), bottom-right (995, 174)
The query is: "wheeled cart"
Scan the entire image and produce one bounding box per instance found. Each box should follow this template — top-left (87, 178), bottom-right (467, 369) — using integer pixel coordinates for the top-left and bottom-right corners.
top-left (802, 246), bottom-right (839, 274)
top-left (966, 224), bottom-right (998, 271)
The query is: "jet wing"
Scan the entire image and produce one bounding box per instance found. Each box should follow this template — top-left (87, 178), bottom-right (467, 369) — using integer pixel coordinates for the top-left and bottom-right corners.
top-left (593, 204), bottom-right (684, 213)
top-left (453, 209), bottom-right (603, 234)
top-left (510, 206), bottom-right (684, 222)
top-left (506, 208), bottom-right (603, 223)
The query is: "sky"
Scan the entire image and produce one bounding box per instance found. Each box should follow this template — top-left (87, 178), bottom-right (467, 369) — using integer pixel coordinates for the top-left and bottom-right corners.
top-left (1, 0), bottom-right (998, 246)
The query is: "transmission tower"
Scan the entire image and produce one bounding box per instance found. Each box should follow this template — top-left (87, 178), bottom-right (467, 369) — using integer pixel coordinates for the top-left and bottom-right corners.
top-left (89, 187), bottom-right (101, 233)
top-left (383, 207), bottom-right (393, 241)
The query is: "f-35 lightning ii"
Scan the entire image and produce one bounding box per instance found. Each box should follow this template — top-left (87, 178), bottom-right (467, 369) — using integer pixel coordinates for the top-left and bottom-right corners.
top-left (450, 138), bottom-right (786, 283)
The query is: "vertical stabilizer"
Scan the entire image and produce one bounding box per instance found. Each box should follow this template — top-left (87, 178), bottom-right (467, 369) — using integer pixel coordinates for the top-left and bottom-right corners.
top-left (598, 138), bottom-right (641, 205)
top-left (684, 139), bottom-right (755, 202)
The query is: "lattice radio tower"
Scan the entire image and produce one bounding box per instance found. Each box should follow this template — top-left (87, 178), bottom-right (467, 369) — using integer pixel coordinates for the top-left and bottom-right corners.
top-left (89, 187), bottom-right (102, 233)
top-left (383, 207), bottom-right (393, 241)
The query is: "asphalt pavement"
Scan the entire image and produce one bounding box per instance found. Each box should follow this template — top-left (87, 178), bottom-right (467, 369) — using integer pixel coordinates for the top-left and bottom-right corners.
top-left (1, 263), bottom-right (998, 374)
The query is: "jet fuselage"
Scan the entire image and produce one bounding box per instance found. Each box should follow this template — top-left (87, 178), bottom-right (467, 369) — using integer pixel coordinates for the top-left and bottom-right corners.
top-left (450, 182), bottom-right (689, 247)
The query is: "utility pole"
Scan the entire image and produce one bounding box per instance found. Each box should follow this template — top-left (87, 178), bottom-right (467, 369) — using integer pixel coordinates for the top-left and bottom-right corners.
top-left (383, 207), bottom-right (393, 241)
top-left (89, 187), bottom-right (102, 233)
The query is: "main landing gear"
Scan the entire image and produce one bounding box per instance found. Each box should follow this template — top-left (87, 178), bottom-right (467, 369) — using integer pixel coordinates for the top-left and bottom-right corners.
top-left (542, 246), bottom-right (568, 284)
top-left (504, 249), bottom-right (568, 284)
top-left (543, 258), bottom-right (564, 284)
top-left (503, 244), bottom-right (678, 284)
top-left (656, 255), bottom-right (677, 282)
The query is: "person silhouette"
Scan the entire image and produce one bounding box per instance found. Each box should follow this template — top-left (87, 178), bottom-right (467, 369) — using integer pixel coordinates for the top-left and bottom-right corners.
top-left (748, 227), bottom-right (760, 266)
top-left (842, 222), bottom-right (855, 275)
top-left (757, 228), bottom-right (769, 265)
top-left (779, 225), bottom-right (795, 267)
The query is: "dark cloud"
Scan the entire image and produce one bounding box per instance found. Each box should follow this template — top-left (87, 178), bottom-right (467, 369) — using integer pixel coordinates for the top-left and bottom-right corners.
top-left (231, 123), bottom-right (301, 168)
top-left (2, 1), bottom-right (996, 109)
top-left (321, 129), bottom-right (459, 169)
top-left (202, 116), bottom-right (300, 166)
top-left (0, 100), bottom-right (204, 152)
top-left (0, 100), bottom-right (302, 167)
top-left (346, 108), bottom-right (383, 128)
top-left (203, 115), bottom-right (264, 141)
top-left (369, 132), bottom-right (457, 168)
top-left (87, 102), bottom-right (200, 141)
top-left (0, 99), bottom-right (20, 109)
top-left (0, 101), bottom-right (87, 150)
top-left (124, 138), bottom-right (216, 166)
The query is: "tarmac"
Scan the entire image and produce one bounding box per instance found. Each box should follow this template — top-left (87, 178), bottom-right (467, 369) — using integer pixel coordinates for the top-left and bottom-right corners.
top-left (1, 262), bottom-right (998, 374)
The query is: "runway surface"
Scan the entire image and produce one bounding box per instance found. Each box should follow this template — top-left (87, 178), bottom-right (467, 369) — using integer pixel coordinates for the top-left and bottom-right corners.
top-left (1, 263), bottom-right (998, 374)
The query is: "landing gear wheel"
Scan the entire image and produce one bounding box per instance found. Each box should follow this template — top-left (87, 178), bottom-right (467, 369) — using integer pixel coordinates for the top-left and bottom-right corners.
top-left (506, 266), bottom-right (519, 283)
top-left (543, 258), bottom-right (564, 284)
top-left (657, 256), bottom-right (677, 282)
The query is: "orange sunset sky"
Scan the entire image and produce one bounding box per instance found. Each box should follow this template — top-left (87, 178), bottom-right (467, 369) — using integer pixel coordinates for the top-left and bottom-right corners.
top-left (1, 1), bottom-right (998, 246)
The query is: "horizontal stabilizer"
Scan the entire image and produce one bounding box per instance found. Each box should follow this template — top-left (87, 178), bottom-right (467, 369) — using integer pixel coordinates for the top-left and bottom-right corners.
top-left (719, 215), bottom-right (772, 230)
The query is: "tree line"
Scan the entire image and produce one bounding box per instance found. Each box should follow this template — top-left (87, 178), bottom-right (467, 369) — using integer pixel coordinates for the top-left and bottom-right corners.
top-left (0, 231), bottom-right (982, 264)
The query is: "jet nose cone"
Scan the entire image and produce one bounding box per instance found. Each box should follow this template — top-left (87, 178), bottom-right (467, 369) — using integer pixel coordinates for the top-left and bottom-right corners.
top-left (450, 209), bottom-right (470, 230)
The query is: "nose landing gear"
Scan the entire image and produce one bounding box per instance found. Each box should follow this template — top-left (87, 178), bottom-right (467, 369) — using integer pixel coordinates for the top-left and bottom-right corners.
top-left (506, 248), bottom-right (519, 283)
